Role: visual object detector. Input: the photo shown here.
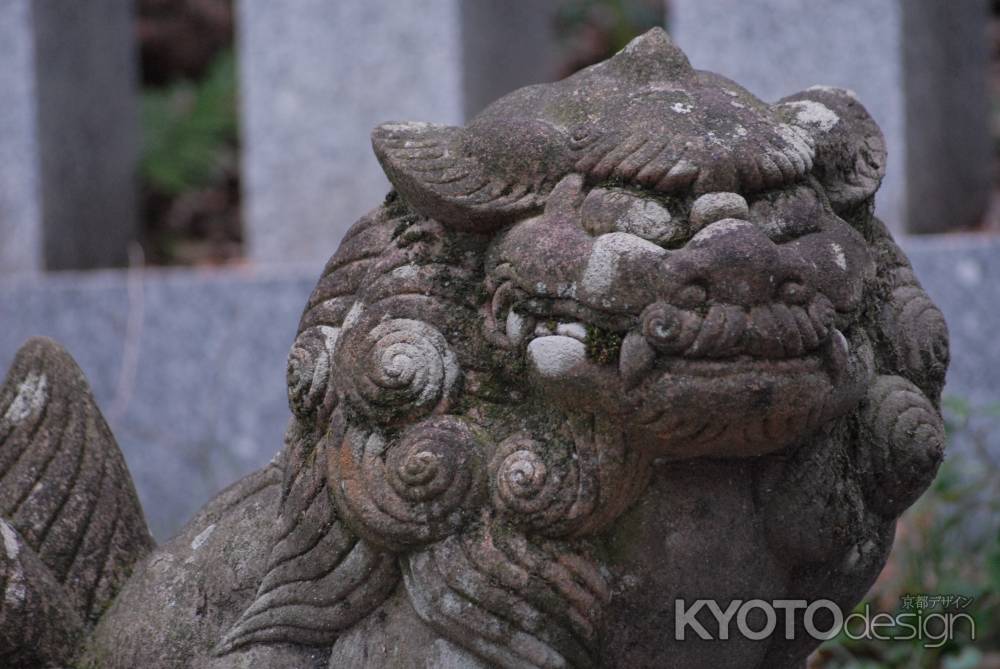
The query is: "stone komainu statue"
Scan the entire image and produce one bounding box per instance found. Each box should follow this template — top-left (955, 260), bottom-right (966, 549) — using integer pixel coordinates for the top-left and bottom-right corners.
top-left (0, 29), bottom-right (948, 668)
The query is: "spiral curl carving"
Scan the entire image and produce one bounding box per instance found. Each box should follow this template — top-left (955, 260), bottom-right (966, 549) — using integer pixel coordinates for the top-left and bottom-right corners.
top-left (286, 325), bottom-right (340, 423)
top-left (330, 418), bottom-right (483, 552)
top-left (641, 302), bottom-right (700, 355)
top-left (882, 285), bottom-right (949, 395)
top-left (490, 435), bottom-right (579, 534)
top-left (339, 317), bottom-right (459, 425)
top-left (857, 375), bottom-right (945, 518)
top-left (489, 418), bottom-right (650, 538)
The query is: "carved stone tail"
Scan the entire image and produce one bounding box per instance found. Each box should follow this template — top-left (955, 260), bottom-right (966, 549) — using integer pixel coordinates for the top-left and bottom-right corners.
top-left (0, 337), bottom-right (154, 667)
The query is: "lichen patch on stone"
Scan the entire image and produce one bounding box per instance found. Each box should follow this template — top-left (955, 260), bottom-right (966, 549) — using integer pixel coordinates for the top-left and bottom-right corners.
top-left (190, 524), bottom-right (216, 552)
top-left (831, 242), bottom-right (848, 270)
top-left (786, 100), bottom-right (840, 133)
top-left (807, 84), bottom-right (859, 101)
top-left (3, 371), bottom-right (47, 425)
top-left (1, 520), bottom-right (20, 561)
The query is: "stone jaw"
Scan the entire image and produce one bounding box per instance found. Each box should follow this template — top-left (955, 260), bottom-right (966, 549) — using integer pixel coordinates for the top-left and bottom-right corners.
top-left (0, 28), bottom-right (948, 669)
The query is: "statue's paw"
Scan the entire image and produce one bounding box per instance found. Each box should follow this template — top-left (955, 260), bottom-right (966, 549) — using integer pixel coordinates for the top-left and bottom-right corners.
top-left (855, 374), bottom-right (945, 518)
top-left (0, 518), bottom-right (84, 667)
top-left (402, 521), bottom-right (608, 669)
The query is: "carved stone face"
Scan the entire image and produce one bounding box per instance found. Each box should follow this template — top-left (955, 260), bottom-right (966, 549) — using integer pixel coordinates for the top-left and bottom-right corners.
top-left (369, 29), bottom-right (888, 459)
top-left (485, 175), bottom-right (876, 458)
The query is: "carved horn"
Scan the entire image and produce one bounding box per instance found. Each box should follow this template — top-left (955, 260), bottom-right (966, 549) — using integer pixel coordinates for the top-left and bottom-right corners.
top-left (371, 121), bottom-right (546, 231)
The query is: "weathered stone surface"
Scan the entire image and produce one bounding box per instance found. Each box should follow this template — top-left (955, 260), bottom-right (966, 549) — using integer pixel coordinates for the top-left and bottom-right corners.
top-left (0, 29), bottom-right (949, 667)
top-left (82, 464), bottom-right (300, 669)
top-left (0, 339), bottom-right (154, 668)
top-left (327, 590), bottom-right (490, 668)
top-left (670, 0), bottom-right (991, 234)
top-left (3, 236), bottom-right (990, 540)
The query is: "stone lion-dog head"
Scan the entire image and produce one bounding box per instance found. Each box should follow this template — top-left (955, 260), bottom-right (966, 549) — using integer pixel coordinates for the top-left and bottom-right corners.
top-left (234, 28), bottom-right (947, 668)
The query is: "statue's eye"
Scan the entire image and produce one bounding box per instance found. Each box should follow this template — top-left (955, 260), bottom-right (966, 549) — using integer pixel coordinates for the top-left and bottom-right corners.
top-left (777, 279), bottom-right (810, 305)
top-left (581, 187), bottom-right (686, 246)
top-left (750, 187), bottom-right (824, 243)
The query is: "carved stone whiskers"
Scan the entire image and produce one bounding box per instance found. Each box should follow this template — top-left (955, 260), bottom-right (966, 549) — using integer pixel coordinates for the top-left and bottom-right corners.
top-left (0, 29), bottom-right (948, 668)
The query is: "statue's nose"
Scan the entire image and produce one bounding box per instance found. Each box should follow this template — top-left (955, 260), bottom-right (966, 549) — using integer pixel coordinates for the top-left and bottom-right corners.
top-left (657, 218), bottom-right (812, 309)
top-left (643, 218), bottom-right (831, 359)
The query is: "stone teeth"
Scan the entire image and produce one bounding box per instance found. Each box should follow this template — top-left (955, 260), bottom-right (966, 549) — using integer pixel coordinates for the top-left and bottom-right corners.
top-left (826, 328), bottom-right (850, 379)
top-left (506, 310), bottom-right (533, 345)
top-left (690, 192), bottom-right (749, 230)
top-left (528, 336), bottom-right (587, 379)
top-left (619, 331), bottom-right (656, 390)
top-left (555, 322), bottom-right (588, 341)
top-left (833, 328), bottom-right (849, 358)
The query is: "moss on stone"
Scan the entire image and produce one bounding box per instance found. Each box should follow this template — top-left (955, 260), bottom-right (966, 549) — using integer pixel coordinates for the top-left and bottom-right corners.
top-left (584, 325), bottom-right (623, 365)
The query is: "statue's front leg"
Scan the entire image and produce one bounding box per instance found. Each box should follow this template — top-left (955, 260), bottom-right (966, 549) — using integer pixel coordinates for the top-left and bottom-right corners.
top-left (758, 373), bottom-right (945, 668)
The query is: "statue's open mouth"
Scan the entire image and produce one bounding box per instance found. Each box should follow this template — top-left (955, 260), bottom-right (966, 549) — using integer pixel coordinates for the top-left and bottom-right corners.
top-left (486, 281), bottom-right (869, 457)
top-left (622, 338), bottom-right (859, 458)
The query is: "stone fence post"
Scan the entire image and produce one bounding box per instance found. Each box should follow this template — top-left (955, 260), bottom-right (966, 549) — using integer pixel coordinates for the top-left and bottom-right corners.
top-left (237, 0), bottom-right (560, 267)
top-left (0, 0), bottom-right (139, 274)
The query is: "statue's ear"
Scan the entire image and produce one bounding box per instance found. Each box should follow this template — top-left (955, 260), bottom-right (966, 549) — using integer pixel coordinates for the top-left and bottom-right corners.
top-left (371, 121), bottom-right (545, 231)
top-left (775, 87), bottom-right (886, 214)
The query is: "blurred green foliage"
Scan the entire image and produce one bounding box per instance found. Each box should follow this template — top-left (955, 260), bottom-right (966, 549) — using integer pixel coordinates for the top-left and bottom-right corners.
top-left (815, 398), bottom-right (1000, 669)
top-left (140, 48), bottom-right (237, 196)
top-left (556, 0), bottom-right (664, 51)
top-left (554, 0), bottom-right (664, 74)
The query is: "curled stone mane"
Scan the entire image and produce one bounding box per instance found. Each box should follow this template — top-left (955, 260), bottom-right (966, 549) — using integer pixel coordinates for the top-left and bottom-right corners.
top-left (0, 28), bottom-right (949, 669)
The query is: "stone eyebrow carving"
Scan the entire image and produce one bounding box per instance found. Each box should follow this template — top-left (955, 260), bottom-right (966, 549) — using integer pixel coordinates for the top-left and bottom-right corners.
top-left (372, 29), bottom-right (884, 237)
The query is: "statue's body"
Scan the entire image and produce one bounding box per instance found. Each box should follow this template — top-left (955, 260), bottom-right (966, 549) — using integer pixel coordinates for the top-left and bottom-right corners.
top-left (0, 30), bottom-right (948, 668)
